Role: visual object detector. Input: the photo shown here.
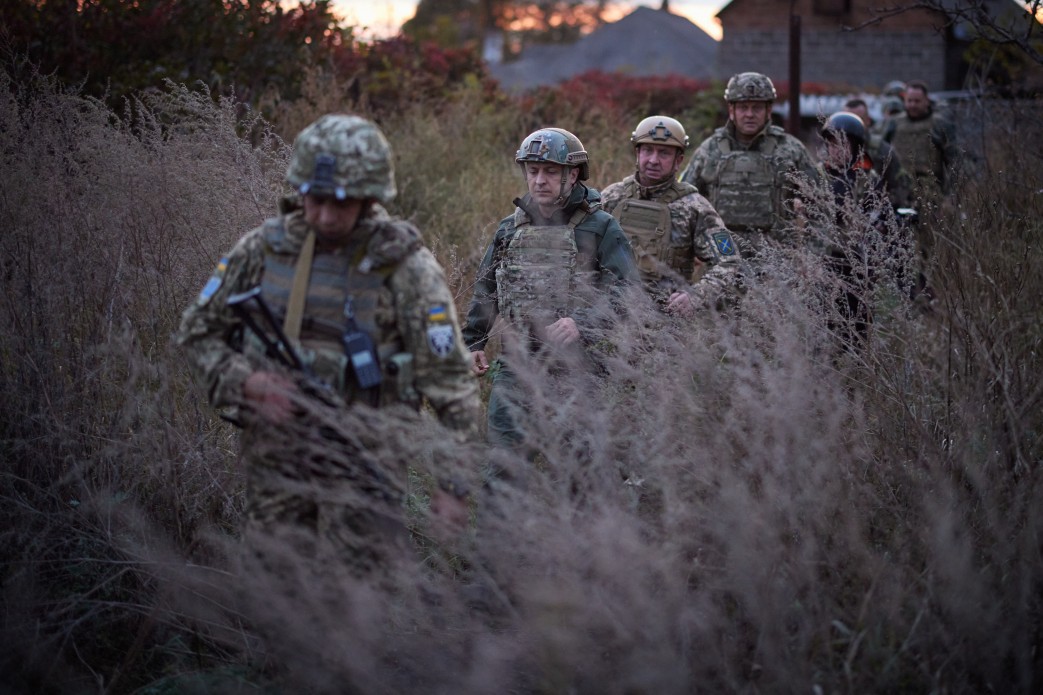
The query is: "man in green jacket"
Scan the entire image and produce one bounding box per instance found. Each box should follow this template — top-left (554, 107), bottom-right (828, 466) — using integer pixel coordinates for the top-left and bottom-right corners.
top-left (462, 127), bottom-right (638, 447)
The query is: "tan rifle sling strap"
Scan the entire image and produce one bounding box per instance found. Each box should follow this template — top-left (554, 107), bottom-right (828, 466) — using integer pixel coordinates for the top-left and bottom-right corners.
top-left (282, 229), bottom-right (316, 341)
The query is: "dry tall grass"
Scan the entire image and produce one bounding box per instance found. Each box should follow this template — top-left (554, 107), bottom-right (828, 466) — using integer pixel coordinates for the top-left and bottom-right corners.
top-left (2, 57), bottom-right (1041, 694)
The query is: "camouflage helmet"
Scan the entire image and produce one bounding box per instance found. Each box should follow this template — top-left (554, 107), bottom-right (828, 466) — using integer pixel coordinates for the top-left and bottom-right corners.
top-left (516, 127), bottom-right (590, 180)
top-left (286, 114), bottom-right (396, 204)
top-left (882, 96), bottom-right (905, 116)
top-left (882, 80), bottom-right (907, 97)
top-left (631, 115), bottom-right (689, 150)
top-left (821, 111), bottom-right (867, 149)
top-left (724, 72), bottom-right (777, 102)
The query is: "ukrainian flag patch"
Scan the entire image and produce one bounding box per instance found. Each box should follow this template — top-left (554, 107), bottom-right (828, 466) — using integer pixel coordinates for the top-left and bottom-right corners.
top-left (198, 256), bottom-right (229, 305)
top-left (428, 305), bottom-right (448, 322)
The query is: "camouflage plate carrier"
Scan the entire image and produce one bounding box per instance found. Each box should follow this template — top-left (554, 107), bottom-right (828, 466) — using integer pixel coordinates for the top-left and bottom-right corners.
top-left (710, 134), bottom-right (782, 232)
top-left (889, 115), bottom-right (944, 197)
top-left (610, 179), bottom-right (700, 281)
top-left (245, 216), bottom-right (419, 407)
top-left (495, 207), bottom-right (589, 334)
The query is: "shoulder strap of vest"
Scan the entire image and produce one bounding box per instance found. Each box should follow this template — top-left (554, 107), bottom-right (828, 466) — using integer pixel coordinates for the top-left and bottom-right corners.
top-left (660, 179), bottom-right (698, 204)
top-left (566, 205), bottom-right (588, 229)
top-left (760, 133), bottom-right (778, 156)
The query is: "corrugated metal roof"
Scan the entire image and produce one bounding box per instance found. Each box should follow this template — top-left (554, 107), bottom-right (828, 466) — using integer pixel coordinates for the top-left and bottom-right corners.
top-left (772, 90), bottom-right (981, 121)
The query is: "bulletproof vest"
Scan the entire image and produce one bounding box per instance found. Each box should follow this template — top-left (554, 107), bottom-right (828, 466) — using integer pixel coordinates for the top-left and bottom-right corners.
top-left (494, 208), bottom-right (586, 333)
top-left (711, 135), bottom-right (780, 231)
top-left (611, 179), bottom-right (698, 281)
top-left (889, 115), bottom-right (942, 183)
top-left (250, 219), bottom-right (408, 404)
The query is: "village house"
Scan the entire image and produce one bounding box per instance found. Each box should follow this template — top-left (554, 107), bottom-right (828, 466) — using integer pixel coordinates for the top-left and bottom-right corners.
top-left (715, 0), bottom-right (1023, 93)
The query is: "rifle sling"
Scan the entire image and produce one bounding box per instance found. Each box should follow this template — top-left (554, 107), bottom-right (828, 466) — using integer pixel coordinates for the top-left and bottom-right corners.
top-left (283, 230), bottom-right (316, 341)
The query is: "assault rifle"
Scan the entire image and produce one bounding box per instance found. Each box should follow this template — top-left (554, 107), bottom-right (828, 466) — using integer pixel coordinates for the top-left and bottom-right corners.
top-left (226, 287), bottom-right (342, 408)
top-left (227, 287), bottom-right (399, 498)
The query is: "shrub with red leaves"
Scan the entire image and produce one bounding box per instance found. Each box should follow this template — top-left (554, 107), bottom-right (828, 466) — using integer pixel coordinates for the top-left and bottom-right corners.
top-left (330, 35), bottom-right (491, 113)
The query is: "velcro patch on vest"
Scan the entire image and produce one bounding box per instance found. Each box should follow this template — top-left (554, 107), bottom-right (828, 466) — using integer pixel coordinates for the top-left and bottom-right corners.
top-left (197, 256), bottom-right (229, 305)
top-left (426, 305), bottom-right (455, 358)
top-left (713, 232), bottom-right (737, 257)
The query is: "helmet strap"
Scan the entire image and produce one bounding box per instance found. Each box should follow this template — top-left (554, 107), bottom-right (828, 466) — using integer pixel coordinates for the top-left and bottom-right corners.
top-left (555, 167), bottom-right (572, 206)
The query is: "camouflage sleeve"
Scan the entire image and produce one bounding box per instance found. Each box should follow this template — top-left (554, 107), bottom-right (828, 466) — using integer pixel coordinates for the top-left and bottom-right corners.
top-left (678, 193), bottom-right (740, 300)
top-left (176, 226), bottom-right (268, 411)
top-left (680, 142), bottom-right (710, 190)
top-left (780, 137), bottom-right (820, 215)
top-left (599, 181), bottom-right (626, 215)
top-left (390, 249), bottom-right (480, 434)
top-left (461, 219), bottom-right (510, 352)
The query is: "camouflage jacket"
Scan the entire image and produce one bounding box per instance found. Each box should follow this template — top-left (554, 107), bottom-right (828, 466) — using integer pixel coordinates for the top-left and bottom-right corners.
top-left (178, 200), bottom-right (478, 432)
top-left (680, 122), bottom-right (818, 249)
top-left (462, 184), bottom-right (638, 352)
top-left (600, 173), bottom-right (741, 305)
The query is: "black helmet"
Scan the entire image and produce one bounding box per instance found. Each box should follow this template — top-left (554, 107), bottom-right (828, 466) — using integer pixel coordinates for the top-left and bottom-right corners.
top-left (821, 112), bottom-right (867, 149)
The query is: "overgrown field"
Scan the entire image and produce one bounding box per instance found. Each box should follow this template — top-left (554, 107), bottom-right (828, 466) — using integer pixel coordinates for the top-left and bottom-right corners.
top-left (2, 58), bottom-right (1042, 694)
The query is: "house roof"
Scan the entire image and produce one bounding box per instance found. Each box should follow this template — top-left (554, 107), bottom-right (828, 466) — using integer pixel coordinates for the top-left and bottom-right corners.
top-left (488, 6), bottom-right (719, 92)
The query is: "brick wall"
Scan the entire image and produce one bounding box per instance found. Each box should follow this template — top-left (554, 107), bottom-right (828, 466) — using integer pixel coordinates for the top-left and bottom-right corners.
top-left (717, 28), bottom-right (948, 91)
top-left (717, 0), bottom-right (946, 31)
top-left (714, 0), bottom-right (956, 91)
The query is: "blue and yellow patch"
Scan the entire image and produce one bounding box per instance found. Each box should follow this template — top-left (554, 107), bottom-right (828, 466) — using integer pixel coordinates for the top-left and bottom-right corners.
top-left (428, 304), bottom-right (448, 323)
top-left (197, 256), bottom-right (229, 305)
top-left (712, 232), bottom-right (737, 257)
top-left (427, 304), bottom-right (454, 358)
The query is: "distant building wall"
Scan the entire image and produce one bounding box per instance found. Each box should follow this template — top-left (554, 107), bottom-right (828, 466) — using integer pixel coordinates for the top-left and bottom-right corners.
top-left (716, 0), bottom-right (958, 91)
top-left (718, 29), bottom-right (948, 91)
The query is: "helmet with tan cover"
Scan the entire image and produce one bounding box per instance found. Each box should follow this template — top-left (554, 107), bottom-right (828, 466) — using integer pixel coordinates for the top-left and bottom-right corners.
top-left (286, 114), bottom-right (396, 204)
top-left (631, 115), bottom-right (689, 150)
top-left (724, 72), bottom-right (777, 103)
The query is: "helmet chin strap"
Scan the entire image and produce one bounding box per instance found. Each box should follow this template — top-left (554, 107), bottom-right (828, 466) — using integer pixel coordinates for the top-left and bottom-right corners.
top-left (554, 167), bottom-right (574, 207)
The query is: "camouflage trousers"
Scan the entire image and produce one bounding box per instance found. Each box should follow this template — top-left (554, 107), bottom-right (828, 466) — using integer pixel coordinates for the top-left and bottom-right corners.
top-left (240, 430), bottom-right (410, 580)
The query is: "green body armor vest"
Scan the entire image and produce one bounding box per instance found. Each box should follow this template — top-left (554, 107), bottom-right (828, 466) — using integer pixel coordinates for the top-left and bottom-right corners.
top-left (611, 180), bottom-right (697, 282)
top-left (247, 220), bottom-right (416, 406)
top-left (711, 136), bottom-right (780, 231)
top-left (889, 115), bottom-right (942, 188)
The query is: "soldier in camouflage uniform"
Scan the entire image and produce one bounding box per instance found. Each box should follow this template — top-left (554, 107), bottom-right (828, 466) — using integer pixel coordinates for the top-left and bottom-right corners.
top-left (600, 115), bottom-right (741, 316)
top-left (883, 80), bottom-right (960, 200)
top-left (463, 127), bottom-right (638, 447)
top-left (882, 81), bottom-right (961, 302)
top-left (178, 114), bottom-right (478, 572)
top-left (680, 72), bottom-right (818, 257)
